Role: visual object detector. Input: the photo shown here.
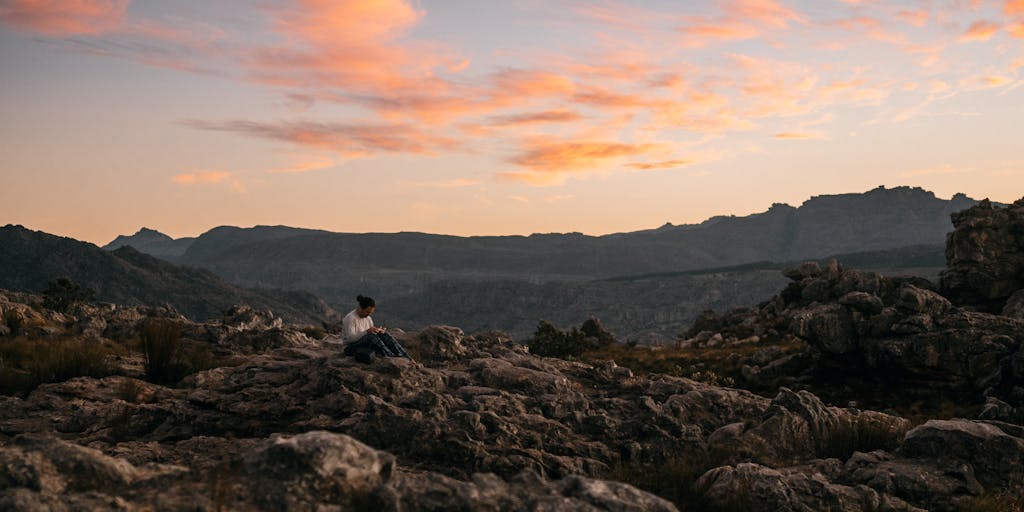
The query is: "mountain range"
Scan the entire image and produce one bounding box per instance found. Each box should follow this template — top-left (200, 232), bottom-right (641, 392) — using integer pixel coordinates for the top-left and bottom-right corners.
top-left (0, 225), bottom-right (336, 324)
top-left (107, 187), bottom-right (975, 290)
top-left (1, 186), bottom-right (985, 339)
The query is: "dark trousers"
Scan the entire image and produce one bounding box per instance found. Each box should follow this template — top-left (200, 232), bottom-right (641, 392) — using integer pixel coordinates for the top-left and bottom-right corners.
top-left (344, 332), bottom-right (411, 359)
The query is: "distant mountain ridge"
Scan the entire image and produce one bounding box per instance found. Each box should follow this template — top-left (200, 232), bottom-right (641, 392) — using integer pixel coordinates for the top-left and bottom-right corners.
top-left (1, 225), bottom-right (335, 324)
top-left (102, 186), bottom-right (985, 301)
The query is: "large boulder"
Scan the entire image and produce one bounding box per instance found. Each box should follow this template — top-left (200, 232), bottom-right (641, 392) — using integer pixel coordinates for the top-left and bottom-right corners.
top-left (898, 419), bottom-right (1024, 488)
top-left (243, 431), bottom-right (395, 510)
top-left (940, 198), bottom-right (1024, 312)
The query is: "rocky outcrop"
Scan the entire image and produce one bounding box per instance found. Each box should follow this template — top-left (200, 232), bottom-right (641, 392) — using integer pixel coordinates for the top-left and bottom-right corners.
top-left (3, 322), bottom-right (1024, 511)
top-left (685, 258), bottom-right (1024, 400)
top-left (940, 198), bottom-right (1024, 313)
top-left (699, 418), bottom-right (1024, 512)
top-left (0, 430), bottom-right (677, 511)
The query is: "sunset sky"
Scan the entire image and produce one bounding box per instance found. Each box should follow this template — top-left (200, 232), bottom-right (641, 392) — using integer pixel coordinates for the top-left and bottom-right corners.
top-left (2, 0), bottom-right (1023, 245)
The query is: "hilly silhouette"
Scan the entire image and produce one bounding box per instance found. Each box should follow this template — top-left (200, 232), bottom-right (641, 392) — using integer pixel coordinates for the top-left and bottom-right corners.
top-left (0, 224), bottom-right (336, 324)
top-left (104, 186), bottom-right (979, 302)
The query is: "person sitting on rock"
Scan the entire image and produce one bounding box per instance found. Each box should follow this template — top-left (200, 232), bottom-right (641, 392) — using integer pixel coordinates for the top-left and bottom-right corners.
top-left (341, 295), bottom-right (411, 362)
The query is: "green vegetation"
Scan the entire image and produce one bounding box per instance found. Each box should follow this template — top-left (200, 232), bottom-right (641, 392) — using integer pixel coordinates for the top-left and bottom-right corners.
top-left (41, 277), bottom-right (95, 312)
top-left (527, 318), bottom-right (615, 358)
top-left (141, 318), bottom-right (226, 385)
top-left (0, 336), bottom-right (120, 395)
top-left (2, 309), bottom-right (24, 336)
top-left (956, 489), bottom-right (1024, 512)
top-left (816, 415), bottom-right (910, 461)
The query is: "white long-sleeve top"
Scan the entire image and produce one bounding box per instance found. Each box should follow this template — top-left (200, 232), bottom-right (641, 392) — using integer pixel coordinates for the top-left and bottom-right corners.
top-left (342, 309), bottom-right (374, 343)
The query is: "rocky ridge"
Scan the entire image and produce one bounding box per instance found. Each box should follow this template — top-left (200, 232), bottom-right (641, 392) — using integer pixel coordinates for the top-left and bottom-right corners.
top-left (1, 196), bottom-right (1023, 511)
top-left (0, 297), bottom-right (1022, 510)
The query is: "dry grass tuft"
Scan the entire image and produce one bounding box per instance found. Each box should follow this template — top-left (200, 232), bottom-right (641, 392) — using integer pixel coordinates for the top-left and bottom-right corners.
top-left (0, 336), bottom-right (119, 395)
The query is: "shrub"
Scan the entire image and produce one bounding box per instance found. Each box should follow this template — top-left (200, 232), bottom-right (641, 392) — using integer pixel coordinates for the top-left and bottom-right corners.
top-left (300, 325), bottom-right (327, 340)
top-left (528, 318), bottom-right (615, 359)
top-left (141, 319), bottom-right (187, 384)
top-left (116, 377), bottom-right (145, 403)
top-left (0, 337), bottom-right (117, 395)
top-left (2, 309), bottom-right (24, 337)
top-left (817, 415), bottom-right (909, 461)
top-left (41, 278), bottom-right (95, 312)
top-left (606, 452), bottom-right (715, 512)
top-left (529, 320), bottom-right (580, 358)
top-left (956, 489), bottom-right (1024, 512)
top-left (140, 319), bottom-right (231, 385)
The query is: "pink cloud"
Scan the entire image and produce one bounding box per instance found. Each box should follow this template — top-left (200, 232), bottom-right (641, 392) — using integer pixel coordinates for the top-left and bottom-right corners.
top-left (0, 0), bottom-right (128, 35)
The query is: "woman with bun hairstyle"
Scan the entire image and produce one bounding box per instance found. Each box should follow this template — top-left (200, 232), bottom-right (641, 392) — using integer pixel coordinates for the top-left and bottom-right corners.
top-left (342, 295), bottom-right (411, 361)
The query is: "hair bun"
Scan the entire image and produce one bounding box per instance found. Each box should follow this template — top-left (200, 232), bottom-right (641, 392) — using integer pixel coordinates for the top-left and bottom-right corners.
top-left (357, 295), bottom-right (365, 301)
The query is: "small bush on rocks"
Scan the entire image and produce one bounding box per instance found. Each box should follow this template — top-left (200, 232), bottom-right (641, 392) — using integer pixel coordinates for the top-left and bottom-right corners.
top-left (141, 319), bottom-right (232, 385)
top-left (817, 415), bottom-right (909, 461)
top-left (0, 336), bottom-right (118, 395)
top-left (606, 450), bottom-right (727, 512)
top-left (41, 277), bottom-right (95, 312)
top-left (2, 309), bottom-right (23, 337)
top-left (528, 318), bottom-right (615, 358)
top-left (142, 319), bottom-right (186, 384)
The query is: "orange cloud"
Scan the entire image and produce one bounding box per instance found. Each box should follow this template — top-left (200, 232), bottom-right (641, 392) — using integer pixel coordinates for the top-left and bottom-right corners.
top-left (625, 159), bottom-right (697, 170)
top-left (181, 120), bottom-right (459, 156)
top-left (172, 171), bottom-right (232, 184)
top-left (1009, 22), bottom-right (1024, 38)
top-left (679, 21), bottom-right (759, 42)
top-left (1006, 0), bottom-right (1024, 15)
top-left (727, 0), bottom-right (806, 27)
top-left (491, 69), bottom-right (575, 99)
top-left (928, 80), bottom-right (950, 94)
top-left (0, 0), bottom-right (128, 35)
top-left (485, 109), bottom-right (584, 127)
top-left (896, 9), bottom-right (929, 27)
top-left (984, 75), bottom-right (1013, 87)
top-left (774, 131), bottom-right (829, 140)
top-left (266, 155), bottom-right (335, 174)
top-left (244, 0), bottom-right (467, 122)
top-left (960, 20), bottom-right (1001, 41)
top-left (510, 141), bottom-right (664, 172)
top-left (573, 86), bottom-right (656, 109)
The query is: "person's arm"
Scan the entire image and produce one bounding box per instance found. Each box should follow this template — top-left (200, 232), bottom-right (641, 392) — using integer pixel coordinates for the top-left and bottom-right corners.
top-left (342, 316), bottom-right (365, 342)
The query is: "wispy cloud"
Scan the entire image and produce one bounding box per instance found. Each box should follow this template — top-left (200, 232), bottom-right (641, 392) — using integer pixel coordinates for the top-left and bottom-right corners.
top-left (180, 119), bottom-right (459, 156)
top-left (398, 179), bottom-right (480, 189)
top-left (960, 20), bottom-right (1001, 41)
top-left (0, 0), bottom-right (128, 36)
top-left (773, 131), bottom-right (830, 140)
top-left (624, 159), bottom-right (697, 170)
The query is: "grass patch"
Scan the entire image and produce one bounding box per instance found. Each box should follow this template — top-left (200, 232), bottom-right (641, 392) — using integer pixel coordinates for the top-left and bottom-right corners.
top-left (300, 325), bottom-right (327, 340)
top-left (816, 415), bottom-right (910, 461)
top-left (607, 457), bottom-right (708, 511)
top-left (2, 309), bottom-right (24, 337)
top-left (141, 318), bottom-right (235, 385)
top-left (956, 489), bottom-right (1024, 512)
top-left (0, 336), bottom-right (120, 395)
top-left (142, 319), bottom-right (185, 385)
top-left (578, 340), bottom-right (803, 389)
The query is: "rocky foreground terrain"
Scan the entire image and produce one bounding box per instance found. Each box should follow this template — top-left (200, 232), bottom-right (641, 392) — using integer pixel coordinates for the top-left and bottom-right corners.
top-left (1, 197), bottom-right (1023, 511)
